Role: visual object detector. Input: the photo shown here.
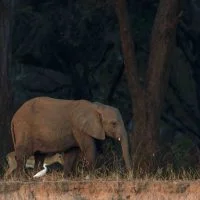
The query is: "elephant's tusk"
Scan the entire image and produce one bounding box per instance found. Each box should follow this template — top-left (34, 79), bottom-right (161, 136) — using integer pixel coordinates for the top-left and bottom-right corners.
top-left (118, 137), bottom-right (121, 141)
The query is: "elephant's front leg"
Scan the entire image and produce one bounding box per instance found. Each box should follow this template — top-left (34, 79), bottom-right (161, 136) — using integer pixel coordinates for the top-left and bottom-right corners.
top-left (74, 132), bottom-right (97, 171)
top-left (81, 136), bottom-right (97, 171)
top-left (63, 148), bottom-right (80, 178)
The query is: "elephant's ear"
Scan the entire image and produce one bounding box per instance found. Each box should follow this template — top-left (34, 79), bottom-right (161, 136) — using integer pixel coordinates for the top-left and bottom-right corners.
top-left (80, 111), bottom-right (105, 140)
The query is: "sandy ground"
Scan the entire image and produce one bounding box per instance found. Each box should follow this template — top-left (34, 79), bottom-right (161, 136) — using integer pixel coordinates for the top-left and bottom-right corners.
top-left (0, 179), bottom-right (200, 200)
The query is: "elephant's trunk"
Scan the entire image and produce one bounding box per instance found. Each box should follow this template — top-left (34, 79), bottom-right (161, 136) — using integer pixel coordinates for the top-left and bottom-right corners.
top-left (120, 131), bottom-right (132, 172)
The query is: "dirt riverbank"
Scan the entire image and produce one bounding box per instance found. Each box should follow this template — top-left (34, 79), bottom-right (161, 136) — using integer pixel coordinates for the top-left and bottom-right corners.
top-left (0, 179), bottom-right (200, 200)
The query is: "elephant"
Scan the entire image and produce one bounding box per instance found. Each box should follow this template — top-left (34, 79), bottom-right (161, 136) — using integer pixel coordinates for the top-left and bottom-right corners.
top-left (4, 151), bottom-right (64, 178)
top-left (11, 97), bottom-right (132, 177)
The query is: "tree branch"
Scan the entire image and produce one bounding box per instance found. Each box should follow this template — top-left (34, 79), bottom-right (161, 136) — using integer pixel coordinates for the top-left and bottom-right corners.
top-left (146, 0), bottom-right (181, 109)
top-left (115, 0), bottom-right (143, 103)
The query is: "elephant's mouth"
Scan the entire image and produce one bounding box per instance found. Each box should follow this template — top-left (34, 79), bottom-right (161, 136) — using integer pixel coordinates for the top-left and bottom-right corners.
top-left (105, 130), bottom-right (121, 141)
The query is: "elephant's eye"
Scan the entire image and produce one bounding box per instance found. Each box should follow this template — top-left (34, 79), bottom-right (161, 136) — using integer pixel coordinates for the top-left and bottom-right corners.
top-left (111, 121), bottom-right (117, 127)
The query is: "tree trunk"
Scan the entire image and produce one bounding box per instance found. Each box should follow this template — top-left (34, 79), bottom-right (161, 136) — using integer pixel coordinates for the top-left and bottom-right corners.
top-left (0, 0), bottom-right (14, 165)
top-left (115, 0), bottom-right (181, 172)
top-left (144, 0), bottom-right (181, 169)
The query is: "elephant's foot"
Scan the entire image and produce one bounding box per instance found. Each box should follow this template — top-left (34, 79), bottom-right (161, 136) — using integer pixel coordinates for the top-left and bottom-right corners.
top-left (63, 170), bottom-right (72, 179)
top-left (63, 174), bottom-right (68, 179)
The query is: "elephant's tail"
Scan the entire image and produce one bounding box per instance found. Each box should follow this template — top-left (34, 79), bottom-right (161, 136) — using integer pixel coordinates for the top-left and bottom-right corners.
top-left (11, 121), bottom-right (16, 148)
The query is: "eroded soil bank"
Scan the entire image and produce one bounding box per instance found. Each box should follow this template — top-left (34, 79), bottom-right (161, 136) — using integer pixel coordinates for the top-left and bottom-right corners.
top-left (0, 180), bottom-right (200, 200)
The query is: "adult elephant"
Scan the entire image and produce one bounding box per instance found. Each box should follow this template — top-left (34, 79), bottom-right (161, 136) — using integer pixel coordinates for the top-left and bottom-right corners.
top-left (11, 97), bottom-right (132, 177)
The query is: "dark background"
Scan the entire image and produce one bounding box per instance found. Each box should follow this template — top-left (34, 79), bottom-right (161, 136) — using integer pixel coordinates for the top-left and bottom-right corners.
top-left (1, 0), bottom-right (200, 171)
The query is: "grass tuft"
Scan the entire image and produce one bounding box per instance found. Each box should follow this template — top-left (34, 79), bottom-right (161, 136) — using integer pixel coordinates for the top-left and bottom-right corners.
top-left (2, 141), bottom-right (200, 182)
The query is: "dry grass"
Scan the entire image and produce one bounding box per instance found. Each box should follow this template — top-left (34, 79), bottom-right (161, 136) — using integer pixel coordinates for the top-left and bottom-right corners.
top-left (2, 154), bottom-right (200, 183)
top-left (2, 141), bottom-right (200, 182)
top-left (1, 143), bottom-right (200, 199)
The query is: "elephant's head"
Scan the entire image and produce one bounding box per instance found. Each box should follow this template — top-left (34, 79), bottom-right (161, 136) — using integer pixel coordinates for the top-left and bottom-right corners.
top-left (91, 102), bottom-right (132, 171)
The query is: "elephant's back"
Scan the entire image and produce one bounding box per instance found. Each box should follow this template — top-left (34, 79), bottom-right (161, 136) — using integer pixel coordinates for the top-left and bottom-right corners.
top-left (11, 96), bottom-right (92, 134)
top-left (12, 97), bottom-right (72, 119)
top-left (11, 97), bottom-right (73, 147)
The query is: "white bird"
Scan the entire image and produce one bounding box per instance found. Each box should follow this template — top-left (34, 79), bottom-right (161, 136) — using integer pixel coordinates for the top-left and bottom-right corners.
top-left (33, 163), bottom-right (48, 178)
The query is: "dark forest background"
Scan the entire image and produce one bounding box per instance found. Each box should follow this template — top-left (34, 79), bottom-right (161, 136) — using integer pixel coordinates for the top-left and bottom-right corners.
top-left (1, 0), bottom-right (200, 174)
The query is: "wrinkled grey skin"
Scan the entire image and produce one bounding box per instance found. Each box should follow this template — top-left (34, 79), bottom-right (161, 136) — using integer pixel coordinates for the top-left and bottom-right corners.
top-left (11, 97), bottom-right (132, 177)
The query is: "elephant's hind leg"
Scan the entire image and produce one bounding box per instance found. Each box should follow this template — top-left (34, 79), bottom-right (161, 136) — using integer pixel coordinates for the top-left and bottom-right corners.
top-left (15, 146), bottom-right (30, 177)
